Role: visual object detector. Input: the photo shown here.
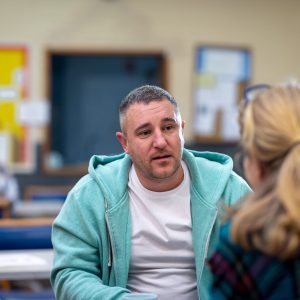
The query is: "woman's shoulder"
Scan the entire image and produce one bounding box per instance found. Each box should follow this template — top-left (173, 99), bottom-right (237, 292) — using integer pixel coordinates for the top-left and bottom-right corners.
top-left (215, 222), bottom-right (244, 253)
top-left (209, 222), bottom-right (300, 299)
top-left (211, 222), bottom-right (290, 267)
top-left (208, 222), bottom-right (246, 268)
top-left (216, 222), bottom-right (300, 262)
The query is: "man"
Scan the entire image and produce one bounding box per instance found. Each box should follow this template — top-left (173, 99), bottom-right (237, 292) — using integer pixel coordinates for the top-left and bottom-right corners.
top-left (0, 164), bottom-right (19, 203)
top-left (51, 85), bottom-right (251, 300)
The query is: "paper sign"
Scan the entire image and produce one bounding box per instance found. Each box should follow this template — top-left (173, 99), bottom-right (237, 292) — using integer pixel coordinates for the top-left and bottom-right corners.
top-left (199, 48), bottom-right (250, 81)
top-left (0, 133), bottom-right (11, 165)
top-left (193, 88), bottom-right (217, 135)
top-left (193, 79), bottom-right (239, 135)
top-left (222, 107), bottom-right (240, 140)
top-left (17, 101), bottom-right (50, 126)
top-left (195, 73), bottom-right (216, 88)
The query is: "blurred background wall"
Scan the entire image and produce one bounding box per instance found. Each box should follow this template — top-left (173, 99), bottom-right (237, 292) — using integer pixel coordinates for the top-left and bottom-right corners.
top-left (1, 0), bottom-right (300, 194)
top-left (1, 0), bottom-right (300, 142)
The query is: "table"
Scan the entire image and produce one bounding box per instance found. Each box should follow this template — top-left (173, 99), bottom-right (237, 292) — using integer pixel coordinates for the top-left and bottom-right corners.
top-left (13, 201), bottom-right (63, 218)
top-left (0, 249), bottom-right (54, 280)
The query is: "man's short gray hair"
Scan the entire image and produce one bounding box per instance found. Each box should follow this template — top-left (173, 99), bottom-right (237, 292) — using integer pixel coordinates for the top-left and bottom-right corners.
top-left (119, 85), bottom-right (179, 132)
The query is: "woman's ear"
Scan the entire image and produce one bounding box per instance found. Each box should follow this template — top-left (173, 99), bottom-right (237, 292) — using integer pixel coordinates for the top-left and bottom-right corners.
top-left (244, 154), bottom-right (266, 189)
top-left (258, 161), bottom-right (268, 181)
top-left (116, 132), bottom-right (128, 153)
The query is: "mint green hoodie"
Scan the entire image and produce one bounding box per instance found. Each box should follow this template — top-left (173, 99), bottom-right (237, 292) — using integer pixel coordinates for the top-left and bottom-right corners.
top-left (51, 149), bottom-right (251, 300)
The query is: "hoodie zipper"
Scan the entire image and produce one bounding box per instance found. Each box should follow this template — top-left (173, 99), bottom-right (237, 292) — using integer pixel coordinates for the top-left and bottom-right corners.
top-left (200, 207), bottom-right (218, 279)
top-left (105, 202), bottom-right (116, 276)
top-left (197, 208), bottom-right (218, 299)
top-left (204, 208), bottom-right (218, 260)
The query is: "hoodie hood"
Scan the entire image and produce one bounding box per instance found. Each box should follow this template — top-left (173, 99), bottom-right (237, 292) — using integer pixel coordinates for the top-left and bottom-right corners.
top-left (88, 148), bottom-right (234, 209)
top-left (183, 149), bottom-right (234, 207)
top-left (88, 152), bottom-right (131, 209)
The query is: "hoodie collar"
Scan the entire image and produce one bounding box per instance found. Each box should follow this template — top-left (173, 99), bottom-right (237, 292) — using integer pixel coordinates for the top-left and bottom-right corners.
top-left (88, 149), bottom-right (233, 209)
top-left (183, 149), bottom-right (233, 207)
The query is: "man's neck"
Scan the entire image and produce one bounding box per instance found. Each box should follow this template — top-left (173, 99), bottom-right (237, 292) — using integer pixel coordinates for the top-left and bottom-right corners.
top-left (136, 166), bottom-right (184, 192)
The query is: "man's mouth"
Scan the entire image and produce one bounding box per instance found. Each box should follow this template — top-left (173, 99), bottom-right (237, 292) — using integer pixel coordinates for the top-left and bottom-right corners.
top-left (152, 155), bottom-right (172, 161)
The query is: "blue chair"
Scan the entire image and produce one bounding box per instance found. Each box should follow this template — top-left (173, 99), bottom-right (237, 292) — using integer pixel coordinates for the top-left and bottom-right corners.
top-left (0, 219), bottom-right (54, 298)
top-left (23, 185), bottom-right (71, 202)
top-left (0, 218), bottom-right (53, 250)
top-left (0, 289), bottom-right (55, 300)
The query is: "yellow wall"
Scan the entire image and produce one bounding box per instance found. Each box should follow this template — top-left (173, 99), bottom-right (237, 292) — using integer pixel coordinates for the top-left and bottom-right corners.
top-left (1, 0), bottom-right (300, 142)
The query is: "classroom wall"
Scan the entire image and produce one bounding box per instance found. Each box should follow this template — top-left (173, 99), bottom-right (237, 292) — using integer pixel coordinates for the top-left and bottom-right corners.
top-left (1, 0), bottom-right (300, 143)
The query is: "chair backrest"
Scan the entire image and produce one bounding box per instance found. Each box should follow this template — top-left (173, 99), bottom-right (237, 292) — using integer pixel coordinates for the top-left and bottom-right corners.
top-left (0, 289), bottom-right (55, 300)
top-left (0, 197), bottom-right (11, 218)
top-left (23, 185), bottom-right (72, 202)
top-left (0, 218), bottom-right (53, 250)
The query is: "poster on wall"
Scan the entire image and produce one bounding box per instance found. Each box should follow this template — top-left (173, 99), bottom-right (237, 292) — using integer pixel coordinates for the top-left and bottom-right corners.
top-left (193, 45), bottom-right (251, 142)
top-left (0, 46), bottom-right (34, 172)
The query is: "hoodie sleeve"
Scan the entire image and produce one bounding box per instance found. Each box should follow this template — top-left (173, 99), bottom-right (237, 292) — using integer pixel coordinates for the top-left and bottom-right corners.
top-left (51, 178), bottom-right (130, 300)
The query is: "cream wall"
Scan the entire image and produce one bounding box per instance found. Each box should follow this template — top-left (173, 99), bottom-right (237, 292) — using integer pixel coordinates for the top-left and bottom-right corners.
top-left (1, 0), bottom-right (300, 143)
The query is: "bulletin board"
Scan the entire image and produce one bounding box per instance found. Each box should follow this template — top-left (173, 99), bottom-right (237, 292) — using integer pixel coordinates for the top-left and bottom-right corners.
top-left (192, 45), bottom-right (251, 142)
top-left (0, 46), bottom-right (34, 172)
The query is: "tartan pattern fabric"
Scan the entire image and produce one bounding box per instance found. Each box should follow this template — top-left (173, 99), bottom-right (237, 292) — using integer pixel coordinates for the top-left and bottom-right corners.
top-left (208, 223), bottom-right (300, 300)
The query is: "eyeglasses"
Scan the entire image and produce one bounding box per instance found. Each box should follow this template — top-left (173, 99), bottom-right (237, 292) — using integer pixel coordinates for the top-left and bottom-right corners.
top-left (243, 84), bottom-right (271, 104)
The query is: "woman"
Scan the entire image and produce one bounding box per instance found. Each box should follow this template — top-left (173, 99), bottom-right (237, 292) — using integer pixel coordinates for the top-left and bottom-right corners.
top-left (208, 83), bottom-right (300, 299)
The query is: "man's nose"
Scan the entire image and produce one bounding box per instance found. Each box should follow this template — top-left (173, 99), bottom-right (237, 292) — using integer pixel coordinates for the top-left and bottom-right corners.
top-left (153, 130), bottom-right (167, 148)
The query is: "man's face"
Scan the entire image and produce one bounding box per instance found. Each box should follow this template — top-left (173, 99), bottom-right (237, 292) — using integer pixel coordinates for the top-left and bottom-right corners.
top-left (116, 98), bottom-right (185, 191)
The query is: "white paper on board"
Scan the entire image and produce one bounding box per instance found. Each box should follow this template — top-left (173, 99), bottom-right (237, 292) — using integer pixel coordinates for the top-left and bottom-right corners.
top-left (17, 101), bottom-right (50, 126)
top-left (193, 88), bottom-right (217, 135)
top-left (0, 133), bottom-right (11, 165)
top-left (201, 49), bottom-right (246, 80)
top-left (193, 80), bottom-right (238, 136)
top-left (222, 106), bottom-right (240, 140)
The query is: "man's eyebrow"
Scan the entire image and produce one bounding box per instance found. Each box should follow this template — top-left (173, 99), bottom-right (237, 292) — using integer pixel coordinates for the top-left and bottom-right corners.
top-left (134, 118), bottom-right (177, 133)
top-left (134, 123), bottom-right (151, 133)
top-left (162, 117), bottom-right (177, 123)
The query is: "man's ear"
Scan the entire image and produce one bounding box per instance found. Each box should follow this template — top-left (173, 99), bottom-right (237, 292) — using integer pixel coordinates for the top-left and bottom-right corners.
top-left (116, 132), bottom-right (129, 153)
top-left (181, 120), bottom-right (185, 130)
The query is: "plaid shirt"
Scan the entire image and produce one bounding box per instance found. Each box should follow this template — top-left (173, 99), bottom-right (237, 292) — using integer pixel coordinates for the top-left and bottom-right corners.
top-left (208, 222), bottom-right (300, 300)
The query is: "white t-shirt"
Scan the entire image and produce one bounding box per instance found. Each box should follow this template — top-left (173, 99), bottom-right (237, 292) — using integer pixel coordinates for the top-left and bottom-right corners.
top-left (126, 162), bottom-right (198, 300)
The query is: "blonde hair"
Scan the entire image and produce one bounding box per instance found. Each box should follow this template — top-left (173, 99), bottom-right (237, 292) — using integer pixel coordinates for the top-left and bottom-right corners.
top-left (231, 84), bottom-right (300, 260)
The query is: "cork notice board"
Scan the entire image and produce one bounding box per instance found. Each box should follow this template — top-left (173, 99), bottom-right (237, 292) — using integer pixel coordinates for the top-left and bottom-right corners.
top-left (192, 45), bottom-right (251, 143)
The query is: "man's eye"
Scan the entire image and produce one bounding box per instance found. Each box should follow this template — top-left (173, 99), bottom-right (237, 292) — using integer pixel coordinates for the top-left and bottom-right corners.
top-left (138, 130), bottom-right (151, 138)
top-left (163, 125), bottom-right (175, 132)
